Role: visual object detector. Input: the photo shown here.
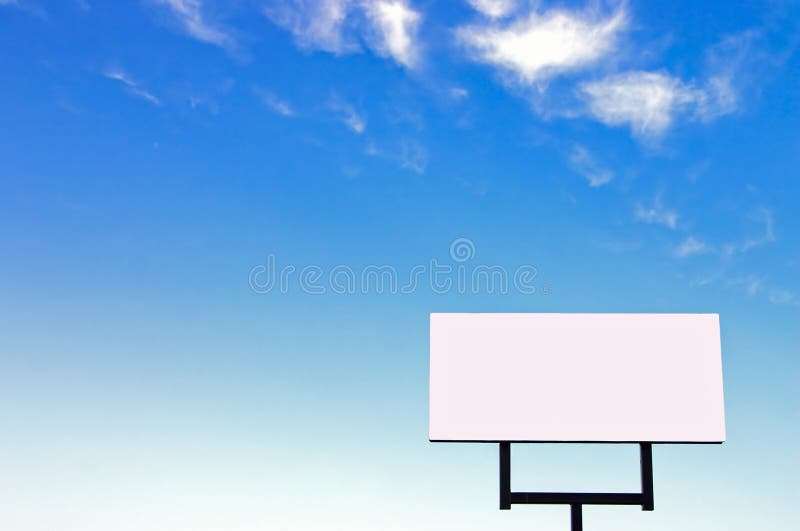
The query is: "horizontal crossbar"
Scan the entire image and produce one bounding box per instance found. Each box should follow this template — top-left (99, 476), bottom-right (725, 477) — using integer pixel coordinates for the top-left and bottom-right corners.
top-left (509, 492), bottom-right (644, 505)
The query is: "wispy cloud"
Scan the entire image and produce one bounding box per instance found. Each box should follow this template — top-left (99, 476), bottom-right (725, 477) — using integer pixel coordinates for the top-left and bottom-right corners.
top-left (675, 236), bottom-right (711, 257)
top-left (696, 29), bottom-right (772, 121)
top-left (456, 6), bottom-right (626, 86)
top-left (366, 138), bottom-right (428, 174)
top-left (104, 70), bottom-right (161, 105)
top-left (329, 95), bottom-right (367, 133)
top-left (466, 0), bottom-right (517, 19)
top-left (266, 0), bottom-right (423, 68)
top-left (567, 145), bottom-right (613, 187)
top-left (728, 275), bottom-right (764, 296)
top-left (0, 0), bottom-right (46, 17)
top-left (266, 0), bottom-right (356, 54)
top-left (255, 88), bottom-right (295, 116)
top-left (153, 0), bottom-right (235, 49)
top-left (398, 138), bottom-right (428, 173)
top-left (722, 208), bottom-right (775, 256)
top-left (449, 86), bottom-right (469, 100)
top-left (634, 196), bottom-right (678, 229)
top-left (580, 71), bottom-right (706, 139)
top-left (768, 289), bottom-right (797, 306)
top-left (579, 30), bottom-right (755, 139)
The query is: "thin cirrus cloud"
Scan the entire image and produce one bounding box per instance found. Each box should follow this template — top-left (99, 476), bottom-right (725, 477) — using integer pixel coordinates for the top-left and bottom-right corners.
top-left (580, 71), bottom-right (737, 139)
top-left (265, 0), bottom-right (355, 54)
top-left (634, 196), bottom-right (678, 229)
top-left (366, 138), bottom-right (428, 174)
top-left (675, 236), bottom-right (711, 258)
top-left (456, 6), bottom-right (627, 86)
top-left (729, 275), bottom-right (765, 296)
top-left (768, 289), bottom-right (798, 306)
top-left (104, 70), bottom-right (161, 105)
top-left (329, 95), bottom-right (367, 133)
top-left (254, 88), bottom-right (295, 117)
top-left (152, 0), bottom-right (236, 49)
top-left (466, 0), bottom-right (517, 19)
top-left (265, 0), bottom-right (423, 68)
top-left (568, 145), bottom-right (613, 187)
top-left (722, 208), bottom-right (775, 256)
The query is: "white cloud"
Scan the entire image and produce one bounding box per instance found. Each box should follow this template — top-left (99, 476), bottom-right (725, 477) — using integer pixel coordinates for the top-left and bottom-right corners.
top-left (466, 0), bottom-right (516, 19)
top-left (675, 236), bottom-right (710, 257)
top-left (104, 70), bottom-right (161, 105)
top-left (695, 30), bottom-right (768, 121)
top-left (581, 71), bottom-right (703, 138)
top-left (329, 95), bottom-right (367, 133)
top-left (696, 74), bottom-right (737, 121)
top-left (266, 0), bottom-right (422, 68)
top-left (456, 6), bottom-right (626, 85)
top-left (634, 196), bottom-right (678, 229)
top-left (580, 63), bottom-right (743, 138)
top-left (266, 0), bottom-right (356, 54)
top-left (255, 89), bottom-right (295, 116)
top-left (363, 1), bottom-right (422, 67)
top-left (153, 0), bottom-right (235, 49)
top-left (568, 145), bottom-right (612, 187)
top-left (104, 70), bottom-right (136, 86)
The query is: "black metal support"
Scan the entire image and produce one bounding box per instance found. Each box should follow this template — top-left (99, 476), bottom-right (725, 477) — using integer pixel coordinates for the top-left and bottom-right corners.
top-left (640, 442), bottom-right (654, 511)
top-left (499, 442), bottom-right (655, 531)
top-left (570, 504), bottom-right (582, 531)
top-left (499, 442), bottom-right (511, 510)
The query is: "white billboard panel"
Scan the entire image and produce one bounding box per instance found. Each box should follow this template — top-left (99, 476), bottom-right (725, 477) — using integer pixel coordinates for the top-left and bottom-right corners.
top-left (429, 313), bottom-right (725, 443)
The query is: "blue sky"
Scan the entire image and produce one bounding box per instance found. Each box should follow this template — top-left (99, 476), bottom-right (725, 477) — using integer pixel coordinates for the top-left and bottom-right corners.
top-left (1, 1), bottom-right (799, 530)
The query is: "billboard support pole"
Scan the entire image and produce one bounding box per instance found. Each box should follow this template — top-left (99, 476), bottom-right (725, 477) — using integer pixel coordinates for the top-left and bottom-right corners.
top-left (499, 442), bottom-right (654, 531)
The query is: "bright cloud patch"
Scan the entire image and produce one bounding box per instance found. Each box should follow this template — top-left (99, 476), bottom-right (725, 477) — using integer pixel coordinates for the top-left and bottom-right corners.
top-left (266, 0), bottom-right (422, 68)
top-left (154, 0), bottom-right (235, 49)
top-left (364, 1), bottom-right (422, 67)
top-left (581, 71), bottom-right (703, 138)
top-left (266, 0), bottom-right (355, 54)
top-left (457, 7), bottom-right (626, 85)
top-left (467, 0), bottom-right (516, 19)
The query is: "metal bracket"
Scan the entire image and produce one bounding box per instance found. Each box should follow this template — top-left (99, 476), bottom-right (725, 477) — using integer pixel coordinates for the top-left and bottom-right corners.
top-left (499, 442), bottom-right (654, 531)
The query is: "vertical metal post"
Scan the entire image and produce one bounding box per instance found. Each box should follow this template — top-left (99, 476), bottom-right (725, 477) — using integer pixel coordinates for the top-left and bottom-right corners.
top-left (570, 504), bottom-right (583, 531)
top-left (640, 443), bottom-right (654, 511)
top-left (499, 442), bottom-right (510, 510)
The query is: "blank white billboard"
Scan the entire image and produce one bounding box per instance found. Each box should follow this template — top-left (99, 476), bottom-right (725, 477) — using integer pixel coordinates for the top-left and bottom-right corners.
top-left (429, 313), bottom-right (725, 443)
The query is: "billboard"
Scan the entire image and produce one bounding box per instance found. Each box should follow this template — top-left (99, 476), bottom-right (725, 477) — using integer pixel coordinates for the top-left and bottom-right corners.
top-left (430, 313), bottom-right (726, 442)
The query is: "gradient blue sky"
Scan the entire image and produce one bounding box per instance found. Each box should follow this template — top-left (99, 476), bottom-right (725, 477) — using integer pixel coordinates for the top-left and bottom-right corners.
top-left (1, 1), bottom-right (798, 530)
